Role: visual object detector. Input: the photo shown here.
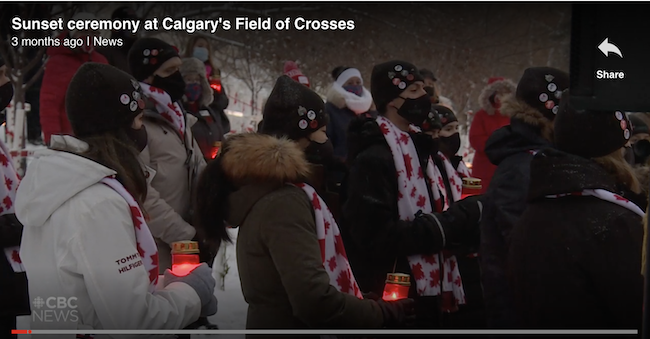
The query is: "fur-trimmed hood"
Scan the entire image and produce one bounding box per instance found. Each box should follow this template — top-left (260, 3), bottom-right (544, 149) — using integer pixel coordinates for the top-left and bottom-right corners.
top-left (478, 78), bottom-right (517, 115)
top-left (500, 93), bottom-right (554, 142)
top-left (180, 57), bottom-right (214, 107)
top-left (325, 83), bottom-right (373, 114)
top-left (221, 133), bottom-right (311, 185)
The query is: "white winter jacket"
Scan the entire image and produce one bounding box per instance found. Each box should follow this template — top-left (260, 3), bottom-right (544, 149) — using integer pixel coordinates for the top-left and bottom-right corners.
top-left (16, 136), bottom-right (201, 338)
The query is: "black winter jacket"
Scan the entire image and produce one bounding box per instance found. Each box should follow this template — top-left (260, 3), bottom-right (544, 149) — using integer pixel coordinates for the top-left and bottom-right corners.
top-left (0, 214), bottom-right (30, 317)
top-left (508, 149), bottom-right (643, 330)
top-left (479, 117), bottom-right (553, 328)
top-left (340, 116), bottom-right (479, 328)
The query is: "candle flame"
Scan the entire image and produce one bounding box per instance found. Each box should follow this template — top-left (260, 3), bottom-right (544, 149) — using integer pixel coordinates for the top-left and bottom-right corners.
top-left (171, 263), bottom-right (201, 277)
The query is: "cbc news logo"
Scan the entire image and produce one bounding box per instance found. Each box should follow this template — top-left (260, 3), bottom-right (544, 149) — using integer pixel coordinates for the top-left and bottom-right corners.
top-left (32, 296), bottom-right (79, 323)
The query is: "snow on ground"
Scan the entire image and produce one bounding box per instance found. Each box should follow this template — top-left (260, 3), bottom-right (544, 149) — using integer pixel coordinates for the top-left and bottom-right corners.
top-left (16, 224), bottom-right (248, 339)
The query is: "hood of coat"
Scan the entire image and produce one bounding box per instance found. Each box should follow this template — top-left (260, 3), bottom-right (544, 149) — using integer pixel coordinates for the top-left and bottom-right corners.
top-left (15, 135), bottom-right (117, 228)
top-left (500, 94), bottom-right (554, 141)
top-left (221, 133), bottom-right (311, 225)
top-left (527, 148), bottom-right (618, 201)
top-left (180, 57), bottom-right (214, 107)
top-left (485, 116), bottom-right (553, 167)
top-left (326, 83), bottom-right (373, 114)
top-left (478, 78), bottom-right (517, 115)
top-left (633, 164), bottom-right (650, 196)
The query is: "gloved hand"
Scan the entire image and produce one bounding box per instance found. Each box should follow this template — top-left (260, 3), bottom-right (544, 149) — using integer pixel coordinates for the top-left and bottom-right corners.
top-left (163, 263), bottom-right (218, 317)
top-left (362, 291), bottom-right (380, 301)
top-left (376, 298), bottom-right (416, 328)
top-left (436, 195), bottom-right (484, 248)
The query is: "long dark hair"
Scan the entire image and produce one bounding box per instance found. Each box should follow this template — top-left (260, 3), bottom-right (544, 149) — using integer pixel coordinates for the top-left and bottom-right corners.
top-left (78, 129), bottom-right (148, 208)
top-left (193, 140), bottom-right (235, 248)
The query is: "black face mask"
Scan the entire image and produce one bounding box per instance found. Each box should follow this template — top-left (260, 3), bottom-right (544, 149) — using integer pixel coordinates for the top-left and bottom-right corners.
top-left (151, 71), bottom-right (186, 103)
top-left (0, 82), bottom-right (14, 111)
top-left (398, 94), bottom-right (432, 126)
top-left (439, 132), bottom-right (461, 157)
top-left (305, 139), bottom-right (335, 166)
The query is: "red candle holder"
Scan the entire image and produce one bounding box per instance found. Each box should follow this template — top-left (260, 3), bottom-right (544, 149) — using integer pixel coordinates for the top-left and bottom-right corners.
top-left (461, 177), bottom-right (482, 200)
top-left (171, 241), bottom-right (200, 277)
top-left (382, 273), bottom-right (411, 301)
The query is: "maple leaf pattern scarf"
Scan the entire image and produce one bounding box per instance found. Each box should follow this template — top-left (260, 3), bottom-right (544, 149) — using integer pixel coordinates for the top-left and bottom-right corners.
top-left (1, 140), bottom-right (24, 273)
top-left (456, 160), bottom-right (471, 179)
top-left (101, 177), bottom-right (159, 293)
top-left (377, 116), bottom-right (465, 311)
top-left (546, 189), bottom-right (645, 217)
top-left (140, 83), bottom-right (186, 139)
top-left (296, 183), bottom-right (363, 299)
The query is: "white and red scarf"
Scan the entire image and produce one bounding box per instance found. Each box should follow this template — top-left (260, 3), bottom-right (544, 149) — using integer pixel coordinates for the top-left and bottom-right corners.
top-left (456, 160), bottom-right (471, 179)
top-left (546, 189), bottom-right (645, 217)
top-left (101, 177), bottom-right (159, 293)
top-left (139, 83), bottom-right (186, 139)
top-left (377, 116), bottom-right (466, 311)
top-left (436, 152), bottom-right (463, 205)
top-left (296, 183), bottom-right (363, 299)
top-left (1, 140), bottom-right (24, 273)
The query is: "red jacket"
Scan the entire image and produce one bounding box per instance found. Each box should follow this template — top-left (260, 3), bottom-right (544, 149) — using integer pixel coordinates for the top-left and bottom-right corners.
top-left (39, 33), bottom-right (108, 144)
top-left (469, 108), bottom-right (510, 193)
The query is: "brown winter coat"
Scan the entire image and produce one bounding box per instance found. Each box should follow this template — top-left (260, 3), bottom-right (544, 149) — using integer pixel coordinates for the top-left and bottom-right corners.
top-left (140, 106), bottom-right (207, 272)
top-left (223, 133), bottom-right (383, 336)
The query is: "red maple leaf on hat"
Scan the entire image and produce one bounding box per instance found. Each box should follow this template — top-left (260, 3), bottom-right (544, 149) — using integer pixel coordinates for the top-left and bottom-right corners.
top-left (11, 250), bottom-right (21, 264)
top-left (337, 270), bottom-right (351, 293)
top-left (328, 255), bottom-right (337, 271)
top-left (429, 269), bottom-right (440, 288)
top-left (424, 255), bottom-right (437, 265)
top-left (5, 176), bottom-right (12, 191)
top-left (613, 194), bottom-right (628, 202)
top-left (399, 133), bottom-right (410, 146)
top-left (312, 192), bottom-right (321, 210)
top-left (403, 154), bottom-right (414, 180)
top-left (3, 196), bottom-right (12, 210)
top-left (379, 123), bottom-right (389, 135)
top-left (130, 207), bottom-right (143, 229)
top-left (417, 195), bottom-right (427, 208)
top-left (150, 86), bottom-right (165, 94)
top-left (411, 263), bottom-right (425, 280)
top-left (0, 154), bottom-right (8, 167)
top-left (410, 186), bottom-right (417, 198)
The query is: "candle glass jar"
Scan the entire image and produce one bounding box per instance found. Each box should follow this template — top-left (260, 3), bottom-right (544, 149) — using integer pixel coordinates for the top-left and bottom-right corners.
top-left (461, 177), bottom-right (482, 200)
top-left (382, 273), bottom-right (411, 301)
top-left (171, 240), bottom-right (201, 277)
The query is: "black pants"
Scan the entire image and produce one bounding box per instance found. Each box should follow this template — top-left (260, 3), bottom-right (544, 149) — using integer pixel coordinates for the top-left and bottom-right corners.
top-left (0, 316), bottom-right (17, 339)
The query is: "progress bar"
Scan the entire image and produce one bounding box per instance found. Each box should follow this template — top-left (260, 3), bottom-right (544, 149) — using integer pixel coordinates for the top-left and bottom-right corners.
top-left (11, 329), bottom-right (640, 335)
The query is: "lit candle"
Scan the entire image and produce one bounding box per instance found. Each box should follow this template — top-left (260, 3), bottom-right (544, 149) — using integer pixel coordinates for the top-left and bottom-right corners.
top-left (461, 177), bottom-right (482, 200)
top-left (382, 273), bottom-right (411, 301)
top-left (170, 241), bottom-right (201, 277)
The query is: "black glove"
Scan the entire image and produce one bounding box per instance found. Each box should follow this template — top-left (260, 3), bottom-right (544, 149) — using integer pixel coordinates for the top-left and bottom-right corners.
top-left (435, 195), bottom-right (484, 248)
top-left (0, 214), bottom-right (23, 247)
top-left (376, 298), bottom-right (416, 328)
top-left (362, 291), bottom-right (380, 301)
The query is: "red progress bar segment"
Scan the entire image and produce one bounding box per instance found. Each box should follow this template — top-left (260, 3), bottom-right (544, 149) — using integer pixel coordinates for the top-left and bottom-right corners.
top-left (11, 330), bottom-right (31, 334)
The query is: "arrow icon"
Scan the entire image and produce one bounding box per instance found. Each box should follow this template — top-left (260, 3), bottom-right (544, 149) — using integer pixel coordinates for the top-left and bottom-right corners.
top-left (598, 38), bottom-right (623, 58)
